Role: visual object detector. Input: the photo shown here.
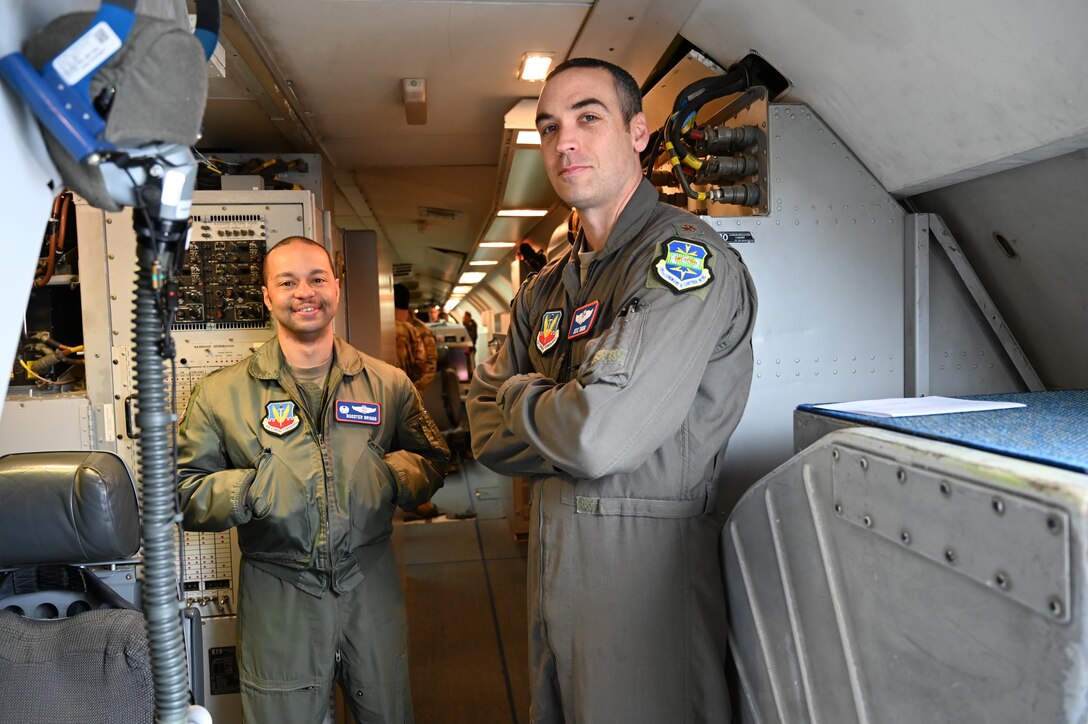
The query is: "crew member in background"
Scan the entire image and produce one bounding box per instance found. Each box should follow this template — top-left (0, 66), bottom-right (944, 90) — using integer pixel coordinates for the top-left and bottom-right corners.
top-left (394, 282), bottom-right (443, 521)
top-left (393, 282), bottom-right (425, 388)
top-left (177, 236), bottom-right (449, 724)
top-left (467, 58), bottom-right (757, 723)
top-left (460, 310), bottom-right (478, 348)
top-left (393, 282), bottom-right (436, 394)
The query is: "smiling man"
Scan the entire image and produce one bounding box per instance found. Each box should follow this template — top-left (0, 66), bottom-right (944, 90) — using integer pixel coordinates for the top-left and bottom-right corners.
top-left (467, 59), bottom-right (758, 723)
top-left (177, 236), bottom-right (449, 724)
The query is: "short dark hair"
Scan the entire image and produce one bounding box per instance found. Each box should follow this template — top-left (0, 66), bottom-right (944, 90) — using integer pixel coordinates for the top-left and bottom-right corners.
top-left (393, 283), bottom-right (410, 310)
top-left (262, 236), bottom-right (334, 284)
top-left (547, 57), bottom-right (643, 124)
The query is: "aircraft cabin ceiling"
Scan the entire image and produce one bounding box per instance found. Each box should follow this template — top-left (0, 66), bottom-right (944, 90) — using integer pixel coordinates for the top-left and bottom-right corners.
top-left (194, 0), bottom-right (1087, 307)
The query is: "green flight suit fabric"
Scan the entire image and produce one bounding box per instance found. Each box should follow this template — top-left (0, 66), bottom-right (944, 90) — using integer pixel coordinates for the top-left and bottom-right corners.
top-left (177, 336), bottom-right (449, 723)
top-left (468, 179), bottom-right (757, 723)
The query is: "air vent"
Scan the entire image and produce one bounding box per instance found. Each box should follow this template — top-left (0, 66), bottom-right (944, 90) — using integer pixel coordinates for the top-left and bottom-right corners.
top-left (393, 263), bottom-right (414, 277)
top-left (418, 206), bottom-right (464, 222)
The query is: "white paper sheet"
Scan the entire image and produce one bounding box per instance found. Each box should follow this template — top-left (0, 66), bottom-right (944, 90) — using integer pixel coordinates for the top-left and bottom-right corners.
top-left (813, 396), bottom-right (1026, 418)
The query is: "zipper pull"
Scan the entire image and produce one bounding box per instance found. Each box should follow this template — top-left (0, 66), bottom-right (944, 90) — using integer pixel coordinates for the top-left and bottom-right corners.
top-left (619, 298), bottom-right (641, 317)
top-left (336, 648), bottom-right (341, 664)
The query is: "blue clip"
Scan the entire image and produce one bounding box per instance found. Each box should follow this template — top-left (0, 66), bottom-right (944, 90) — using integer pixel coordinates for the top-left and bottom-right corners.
top-left (0, 1), bottom-right (136, 163)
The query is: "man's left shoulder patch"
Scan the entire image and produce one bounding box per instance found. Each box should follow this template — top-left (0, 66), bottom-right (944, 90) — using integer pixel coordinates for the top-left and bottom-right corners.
top-left (263, 400), bottom-right (300, 436)
top-left (651, 237), bottom-right (714, 293)
top-left (335, 400), bottom-right (382, 425)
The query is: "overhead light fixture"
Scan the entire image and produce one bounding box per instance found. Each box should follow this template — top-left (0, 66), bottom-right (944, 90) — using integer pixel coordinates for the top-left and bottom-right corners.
top-left (516, 130), bottom-right (541, 145)
top-left (458, 272), bottom-right (487, 284)
top-left (401, 78), bottom-right (427, 125)
top-left (518, 52), bottom-right (554, 81)
top-left (497, 209), bottom-right (548, 217)
top-left (479, 241), bottom-right (517, 248)
top-left (469, 260), bottom-right (499, 266)
top-left (452, 285), bottom-right (472, 295)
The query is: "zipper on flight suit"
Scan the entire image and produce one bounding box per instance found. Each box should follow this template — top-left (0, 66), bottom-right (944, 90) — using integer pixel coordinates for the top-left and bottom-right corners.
top-left (282, 370), bottom-right (338, 592)
top-left (558, 256), bottom-right (606, 383)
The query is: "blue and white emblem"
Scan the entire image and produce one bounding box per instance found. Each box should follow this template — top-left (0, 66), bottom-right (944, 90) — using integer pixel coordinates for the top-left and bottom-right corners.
top-left (653, 238), bottom-right (713, 292)
top-left (567, 300), bottom-right (600, 339)
top-left (335, 400), bottom-right (382, 425)
top-left (262, 400), bottom-right (300, 436)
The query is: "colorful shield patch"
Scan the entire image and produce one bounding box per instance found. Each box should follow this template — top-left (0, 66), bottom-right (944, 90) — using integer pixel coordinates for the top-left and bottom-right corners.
top-left (653, 238), bottom-right (713, 293)
top-left (262, 400), bottom-right (300, 436)
top-left (335, 400), bottom-right (381, 425)
top-left (536, 309), bottom-right (563, 354)
top-left (568, 300), bottom-right (600, 339)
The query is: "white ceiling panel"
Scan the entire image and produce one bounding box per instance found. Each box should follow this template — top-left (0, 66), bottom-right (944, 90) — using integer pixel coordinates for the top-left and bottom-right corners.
top-left (682, 0), bottom-right (1088, 195)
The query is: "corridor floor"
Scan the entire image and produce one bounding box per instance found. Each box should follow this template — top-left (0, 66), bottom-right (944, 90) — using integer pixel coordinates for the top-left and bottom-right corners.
top-left (392, 460), bottom-right (530, 724)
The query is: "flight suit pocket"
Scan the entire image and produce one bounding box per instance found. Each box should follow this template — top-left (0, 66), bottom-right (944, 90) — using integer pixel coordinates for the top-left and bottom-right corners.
top-left (366, 438), bottom-right (398, 507)
top-left (577, 300), bottom-right (646, 388)
top-left (346, 440), bottom-right (398, 548)
top-left (240, 449), bottom-right (317, 562)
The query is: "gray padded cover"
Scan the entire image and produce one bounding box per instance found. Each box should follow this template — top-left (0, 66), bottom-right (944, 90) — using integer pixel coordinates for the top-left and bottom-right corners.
top-left (22, 12), bottom-right (207, 211)
top-left (0, 451), bottom-right (139, 566)
top-left (0, 608), bottom-right (152, 724)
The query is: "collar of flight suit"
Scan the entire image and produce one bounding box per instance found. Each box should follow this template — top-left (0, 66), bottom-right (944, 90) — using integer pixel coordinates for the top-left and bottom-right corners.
top-left (563, 177), bottom-right (660, 297)
top-left (247, 335), bottom-right (366, 381)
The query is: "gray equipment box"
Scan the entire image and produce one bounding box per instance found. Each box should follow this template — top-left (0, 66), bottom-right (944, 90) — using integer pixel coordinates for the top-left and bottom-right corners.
top-left (725, 391), bottom-right (1088, 723)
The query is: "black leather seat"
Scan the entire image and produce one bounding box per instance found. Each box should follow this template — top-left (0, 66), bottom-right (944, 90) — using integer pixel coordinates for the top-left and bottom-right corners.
top-left (0, 451), bottom-right (153, 724)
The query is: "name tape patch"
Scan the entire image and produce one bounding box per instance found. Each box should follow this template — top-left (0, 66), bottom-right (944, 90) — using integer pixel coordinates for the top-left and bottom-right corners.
top-left (335, 400), bottom-right (381, 425)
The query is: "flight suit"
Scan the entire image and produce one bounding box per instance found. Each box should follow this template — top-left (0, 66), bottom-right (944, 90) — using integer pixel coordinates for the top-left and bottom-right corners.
top-left (468, 179), bottom-right (757, 723)
top-left (178, 336), bottom-right (449, 724)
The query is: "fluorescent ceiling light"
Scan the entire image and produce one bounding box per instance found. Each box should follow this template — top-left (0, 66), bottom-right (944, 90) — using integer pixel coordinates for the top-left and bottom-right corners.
top-left (516, 130), bottom-right (541, 145)
top-left (469, 260), bottom-right (499, 266)
top-left (497, 209), bottom-right (548, 217)
top-left (452, 285), bottom-right (472, 294)
top-left (518, 52), bottom-right (554, 82)
top-left (479, 241), bottom-right (517, 248)
top-left (458, 272), bottom-right (487, 284)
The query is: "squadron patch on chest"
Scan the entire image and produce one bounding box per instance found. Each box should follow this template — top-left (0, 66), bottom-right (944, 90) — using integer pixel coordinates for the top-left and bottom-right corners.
top-left (652, 238), bottom-right (714, 293)
top-left (536, 309), bottom-right (563, 354)
top-left (262, 400), bottom-right (300, 436)
top-left (335, 400), bottom-right (382, 425)
top-left (567, 300), bottom-right (600, 339)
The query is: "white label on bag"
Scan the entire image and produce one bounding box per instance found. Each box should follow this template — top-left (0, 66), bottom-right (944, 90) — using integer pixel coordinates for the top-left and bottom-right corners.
top-left (53, 22), bottom-right (123, 86)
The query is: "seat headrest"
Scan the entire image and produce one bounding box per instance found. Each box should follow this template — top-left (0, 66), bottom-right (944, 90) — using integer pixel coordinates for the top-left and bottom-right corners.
top-left (0, 451), bottom-right (140, 567)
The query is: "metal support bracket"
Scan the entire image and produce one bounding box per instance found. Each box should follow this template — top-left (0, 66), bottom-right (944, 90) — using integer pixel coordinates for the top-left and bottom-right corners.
top-left (926, 213), bottom-right (1045, 391)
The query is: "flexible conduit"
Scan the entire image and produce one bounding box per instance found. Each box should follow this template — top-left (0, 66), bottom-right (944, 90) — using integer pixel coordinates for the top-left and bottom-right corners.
top-left (133, 240), bottom-right (190, 723)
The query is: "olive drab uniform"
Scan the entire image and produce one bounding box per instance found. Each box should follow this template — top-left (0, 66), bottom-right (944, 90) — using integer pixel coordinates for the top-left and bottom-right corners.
top-left (409, 314), bottom-right (437, 394)
top-left (178, 336), bottom-right (449, 724)
top-left (468, 179), bottom-right (757, 724)
top-left (395, 317), bottom-right (426, 388)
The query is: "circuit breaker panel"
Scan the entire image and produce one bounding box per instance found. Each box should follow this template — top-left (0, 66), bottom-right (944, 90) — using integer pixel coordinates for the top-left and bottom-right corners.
top-left (179, 214), bottom-right (270, 326)
top-left (2, 191), bottom-right (316, 615)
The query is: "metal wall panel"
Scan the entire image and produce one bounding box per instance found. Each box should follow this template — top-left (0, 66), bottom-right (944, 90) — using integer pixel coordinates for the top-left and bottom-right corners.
top-left (0, 394), bottom-right (94, 456)
top-left (715, 103), bottom-right (907, 495)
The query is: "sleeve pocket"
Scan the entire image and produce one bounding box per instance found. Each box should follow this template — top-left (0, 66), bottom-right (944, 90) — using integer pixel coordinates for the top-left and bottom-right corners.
top-left (577, 302), bottom-right (647, 388)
